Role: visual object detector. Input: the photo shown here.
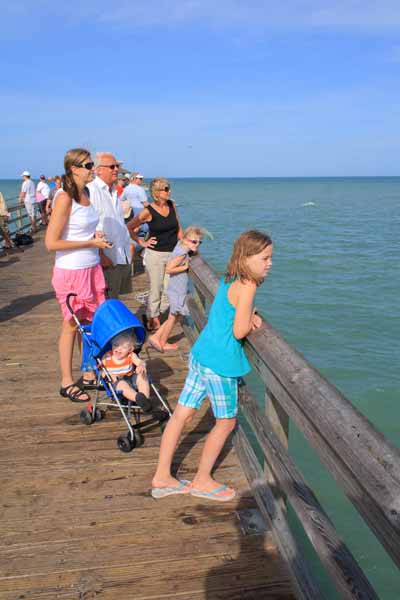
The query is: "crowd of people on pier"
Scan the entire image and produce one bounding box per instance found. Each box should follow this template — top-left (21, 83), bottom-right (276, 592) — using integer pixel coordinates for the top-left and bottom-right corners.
top-left (9, 147), bottom-right (274, 502)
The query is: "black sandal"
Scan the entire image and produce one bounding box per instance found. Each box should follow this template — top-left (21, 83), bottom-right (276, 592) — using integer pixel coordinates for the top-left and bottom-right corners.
top-left (59, 384), bottom-right (90, 402)
top-left (74, 375), bottom-right (102, 391)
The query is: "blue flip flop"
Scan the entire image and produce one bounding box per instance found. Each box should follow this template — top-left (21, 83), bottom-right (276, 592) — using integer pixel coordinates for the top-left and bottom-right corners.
top-left (151, 479), bottom-right (191, 499)
top-left (190, 484), bottom-right (236, 502)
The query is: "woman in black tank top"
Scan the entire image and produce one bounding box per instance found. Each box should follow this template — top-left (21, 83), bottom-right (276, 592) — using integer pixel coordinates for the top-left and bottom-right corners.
top-left (127, 177), bottom-right (183, 331)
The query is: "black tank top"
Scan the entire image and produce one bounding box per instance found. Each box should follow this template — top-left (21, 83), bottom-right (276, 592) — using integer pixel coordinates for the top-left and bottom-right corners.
top-left (147, 200), bottom-right (179, 252)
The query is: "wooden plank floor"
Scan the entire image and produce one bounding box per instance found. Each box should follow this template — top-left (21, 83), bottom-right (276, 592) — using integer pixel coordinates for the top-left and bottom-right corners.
top-left (0, 235), bottom-right (294, 600)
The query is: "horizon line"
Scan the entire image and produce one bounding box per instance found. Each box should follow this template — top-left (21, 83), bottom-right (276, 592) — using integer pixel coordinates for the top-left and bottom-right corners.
top-left (1, 174), bottom-right (400, 181)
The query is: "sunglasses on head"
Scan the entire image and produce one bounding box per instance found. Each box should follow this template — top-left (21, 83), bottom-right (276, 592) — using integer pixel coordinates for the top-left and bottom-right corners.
top-left (99, 164), bottom-right (119, 170)
top-left (188, 239), bottom-right (202, 245)
top-left (77, 161), bottom-right (95, 170)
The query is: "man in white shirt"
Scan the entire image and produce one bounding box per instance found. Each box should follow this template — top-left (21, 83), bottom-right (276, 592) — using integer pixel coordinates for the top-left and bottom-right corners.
top-left (36, 175), bottom-right (50, 226)
top-left (19, 171), bottom-right (37, 233)
top-left (87, 152), bottom-right (132, 299)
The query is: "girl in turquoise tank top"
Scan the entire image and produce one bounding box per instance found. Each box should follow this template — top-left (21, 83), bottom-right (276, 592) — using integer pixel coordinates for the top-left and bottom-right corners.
top-left (152, 230), bottom-right (273, 502)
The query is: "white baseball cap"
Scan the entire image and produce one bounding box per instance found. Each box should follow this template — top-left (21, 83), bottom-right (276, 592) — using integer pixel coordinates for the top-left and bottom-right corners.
top-left (21, 170), bottom-right (30, 177)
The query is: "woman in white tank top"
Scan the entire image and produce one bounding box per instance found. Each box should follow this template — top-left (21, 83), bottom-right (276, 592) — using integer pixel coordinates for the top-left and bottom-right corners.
top-left (45, 148), bottom-right (113, 403)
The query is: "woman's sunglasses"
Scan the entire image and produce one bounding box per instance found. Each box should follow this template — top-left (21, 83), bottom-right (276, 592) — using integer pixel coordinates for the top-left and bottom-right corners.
top-left (159, 186), bottom-right (170, 192)
top-left (77, 161), bottom-right (95, 170)
top-left (188, 239), bottom-right (202, 245)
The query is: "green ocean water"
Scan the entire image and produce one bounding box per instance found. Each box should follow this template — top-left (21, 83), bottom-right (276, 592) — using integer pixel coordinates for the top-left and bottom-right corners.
top-left (2, 177), bottom-right (399, 597)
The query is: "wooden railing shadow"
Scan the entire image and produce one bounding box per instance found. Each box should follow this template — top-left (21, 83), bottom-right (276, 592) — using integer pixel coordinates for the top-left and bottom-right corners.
top-left (184, 254), bottom-right (400, 600)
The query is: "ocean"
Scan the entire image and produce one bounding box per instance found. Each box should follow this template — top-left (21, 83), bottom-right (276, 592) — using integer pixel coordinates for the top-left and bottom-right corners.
top-left (2, 176), bottom-right (399, 597)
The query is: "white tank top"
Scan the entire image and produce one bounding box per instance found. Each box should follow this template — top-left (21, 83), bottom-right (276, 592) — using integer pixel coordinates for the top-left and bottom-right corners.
top-left (54, 191), bottom-right (100, 269)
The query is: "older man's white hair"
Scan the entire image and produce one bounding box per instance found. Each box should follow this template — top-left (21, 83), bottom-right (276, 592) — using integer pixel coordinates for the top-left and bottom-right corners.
top-left (94, 152), bottom-right (123, 168)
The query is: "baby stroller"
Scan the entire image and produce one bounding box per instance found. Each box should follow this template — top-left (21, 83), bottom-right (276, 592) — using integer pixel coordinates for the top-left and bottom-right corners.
top-left (66, 293), bottom-right (171, 452)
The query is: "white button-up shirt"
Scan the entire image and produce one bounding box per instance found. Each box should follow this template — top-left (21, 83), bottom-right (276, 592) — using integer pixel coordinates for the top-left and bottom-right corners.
top-left (87, 176), bottom-right (132, 265)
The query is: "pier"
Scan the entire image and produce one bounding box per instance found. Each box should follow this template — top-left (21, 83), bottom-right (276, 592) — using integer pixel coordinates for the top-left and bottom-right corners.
top-left (0, 234), bottom-right (294, 599)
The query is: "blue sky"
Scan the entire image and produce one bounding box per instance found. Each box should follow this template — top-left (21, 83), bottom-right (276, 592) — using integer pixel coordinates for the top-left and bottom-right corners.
top-left (1, 1), bottom-right (400, 177)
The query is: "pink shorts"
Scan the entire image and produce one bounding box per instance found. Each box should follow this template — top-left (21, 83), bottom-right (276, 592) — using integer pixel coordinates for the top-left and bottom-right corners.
top-left (52, 264), bottom-right (106, 322)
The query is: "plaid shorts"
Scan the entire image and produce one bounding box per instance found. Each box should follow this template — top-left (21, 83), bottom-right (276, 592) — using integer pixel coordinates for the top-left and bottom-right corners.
top-left (178, 355), bottom-right (238, 419)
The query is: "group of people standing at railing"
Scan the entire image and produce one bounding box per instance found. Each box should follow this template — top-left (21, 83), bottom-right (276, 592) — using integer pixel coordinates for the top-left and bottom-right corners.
top-left (18, 171), bottom-right (61, 233)
top-left (24, 146), bottom-right (274, 502)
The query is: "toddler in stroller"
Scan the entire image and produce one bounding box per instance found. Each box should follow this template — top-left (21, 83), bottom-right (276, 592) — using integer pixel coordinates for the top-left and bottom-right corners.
top-left (66, 294), bottom-right (171, 452)
top-left (102, 331), bottom-right (152, 414)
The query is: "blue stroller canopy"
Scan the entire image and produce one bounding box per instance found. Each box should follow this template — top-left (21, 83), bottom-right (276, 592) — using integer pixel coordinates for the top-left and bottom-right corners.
top-left (90, 300), bottom-right (145, 358)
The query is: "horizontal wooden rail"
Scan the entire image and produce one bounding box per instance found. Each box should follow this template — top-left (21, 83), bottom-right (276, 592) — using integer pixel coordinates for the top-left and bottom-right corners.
top-left (187, 253), bottom-right (400, 598)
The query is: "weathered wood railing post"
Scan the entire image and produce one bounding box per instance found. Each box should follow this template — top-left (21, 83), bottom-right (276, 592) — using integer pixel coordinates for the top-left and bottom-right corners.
top-left (264, 387), bottom-right (289, 509)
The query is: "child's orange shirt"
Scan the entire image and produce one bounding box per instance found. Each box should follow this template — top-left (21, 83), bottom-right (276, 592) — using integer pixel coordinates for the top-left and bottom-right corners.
top-left (102, 352), bottom-right (135, 379)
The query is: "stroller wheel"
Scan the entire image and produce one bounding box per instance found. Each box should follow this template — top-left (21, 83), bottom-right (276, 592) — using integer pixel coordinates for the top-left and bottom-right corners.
top-left (80, 407), bottom-right (94, 426)
top-left (94, 408), bottom-right (104, 422)
top-left (135, 430), bottom-right (144, 447)
top-left (117, 431), bottom-right (136, 453)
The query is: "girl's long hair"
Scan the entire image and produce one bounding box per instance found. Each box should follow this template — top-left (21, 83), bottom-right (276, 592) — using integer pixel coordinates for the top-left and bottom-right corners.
top-left (225, 230), bottom-right (272, 286)
top-left (62, 148), bottom-right (90, 204)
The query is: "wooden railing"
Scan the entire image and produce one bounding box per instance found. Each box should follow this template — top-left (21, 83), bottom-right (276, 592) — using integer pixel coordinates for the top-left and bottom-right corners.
top-left (185, 254), bottom-right (400, 600)
top-left (0, 196), bottom-right (39, 243)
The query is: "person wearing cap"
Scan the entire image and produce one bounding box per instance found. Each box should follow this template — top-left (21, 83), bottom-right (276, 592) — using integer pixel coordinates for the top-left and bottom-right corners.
top-left (19, 171), bottom-right (37, 233)
top-left (36, 175), bottom-right (50, 227)
top-left (121, 172), bottom-right (148, 214)
top-left (87, 152), bottom-right (132, 299)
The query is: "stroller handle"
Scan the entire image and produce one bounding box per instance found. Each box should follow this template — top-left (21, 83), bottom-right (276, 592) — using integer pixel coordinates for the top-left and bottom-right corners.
top-left (66, 293), bottom-right (78, 316)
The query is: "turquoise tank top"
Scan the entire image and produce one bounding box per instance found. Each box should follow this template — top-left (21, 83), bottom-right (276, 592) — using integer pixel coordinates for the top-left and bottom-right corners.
top-left (191, 278), bottom-right (251, 377)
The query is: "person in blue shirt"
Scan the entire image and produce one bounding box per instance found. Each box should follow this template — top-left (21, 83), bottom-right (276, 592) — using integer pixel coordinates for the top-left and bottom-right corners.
top-left (151, 230), bottom-right (273, 501)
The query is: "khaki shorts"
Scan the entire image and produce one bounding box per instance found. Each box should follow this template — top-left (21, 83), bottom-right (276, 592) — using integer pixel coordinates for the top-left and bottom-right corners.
top-left (24, 199), bottom-right (36, 219)
top-left (103, 263), bottom-right (132, 299)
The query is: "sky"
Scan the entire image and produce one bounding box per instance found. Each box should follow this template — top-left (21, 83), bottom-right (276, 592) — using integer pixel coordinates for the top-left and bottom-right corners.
top-left (1, 0), bottom-right (400, 177)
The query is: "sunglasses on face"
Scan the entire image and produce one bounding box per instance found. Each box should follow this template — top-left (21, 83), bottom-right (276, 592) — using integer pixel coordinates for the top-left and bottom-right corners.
top-left (77, 161), bottom-right (95, 170)
top-left (159, 186), bottom-right (170, 192)
top-left (99, 164), bottom-right (119, 170)
top-left (188, 239), bottom-right (202, 245)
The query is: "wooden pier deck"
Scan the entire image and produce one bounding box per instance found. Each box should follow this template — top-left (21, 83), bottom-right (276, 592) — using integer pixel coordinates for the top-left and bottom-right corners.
top-left (0, 237), bottom-right (294, 599)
